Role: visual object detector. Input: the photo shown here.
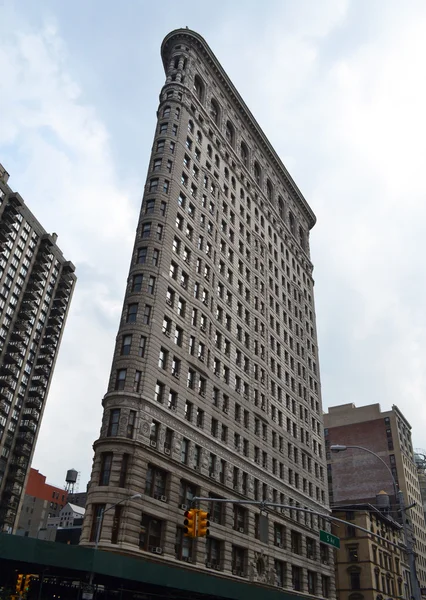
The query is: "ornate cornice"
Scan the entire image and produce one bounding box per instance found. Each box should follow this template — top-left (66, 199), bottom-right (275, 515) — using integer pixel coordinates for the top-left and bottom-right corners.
top-left (161, 29), bottom-right (316, 230)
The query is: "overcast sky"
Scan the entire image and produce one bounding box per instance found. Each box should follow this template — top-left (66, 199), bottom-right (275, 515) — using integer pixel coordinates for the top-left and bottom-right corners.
top-left (2, 0), bottom-right (426, 490)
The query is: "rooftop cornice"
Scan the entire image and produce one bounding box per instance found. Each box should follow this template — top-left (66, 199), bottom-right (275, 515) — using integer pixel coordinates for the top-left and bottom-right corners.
top-left (161, 29), bottom-right (316, 230)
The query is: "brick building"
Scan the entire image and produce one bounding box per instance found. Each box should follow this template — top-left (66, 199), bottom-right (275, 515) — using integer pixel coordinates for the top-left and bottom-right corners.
top-left (16, 468), bottom-right (67, 538)
top-left (325, 403), bottom-right (426, 589)
top-left (0, 164), bottom-right (76, 533)
top-left (81, 28), bottom-right (333, 597)
top-left (332, 501), bottom-right (410, 600)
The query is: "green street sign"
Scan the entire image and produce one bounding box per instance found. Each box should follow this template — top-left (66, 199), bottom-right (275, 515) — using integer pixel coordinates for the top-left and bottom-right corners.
top-left (320, 529), bottom-right (340, 549)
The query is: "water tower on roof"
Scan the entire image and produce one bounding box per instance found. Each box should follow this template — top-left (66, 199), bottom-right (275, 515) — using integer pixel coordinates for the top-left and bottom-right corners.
top-left (65, 468), bottom-right (79, 494)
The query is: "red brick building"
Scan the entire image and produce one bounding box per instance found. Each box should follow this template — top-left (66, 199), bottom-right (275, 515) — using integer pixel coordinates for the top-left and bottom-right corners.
top-left (16, 468), bottom-right (67, 538)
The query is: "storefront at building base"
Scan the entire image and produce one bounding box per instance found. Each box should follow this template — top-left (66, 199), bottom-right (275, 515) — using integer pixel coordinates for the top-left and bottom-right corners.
top-left (0, 534), bottom-right (312, 600)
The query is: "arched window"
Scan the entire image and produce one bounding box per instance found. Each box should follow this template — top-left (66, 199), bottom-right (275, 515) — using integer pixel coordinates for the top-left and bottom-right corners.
top-left (225, 120), bottom-right (235, 147)
top-left (163, 106), bottom-right (171, 118)
top-left (266, 179), bottom-right (273, 201)
top-left (254, 161), bottom-right (261, 186)
top-left (289, 211), bottom-right (296, 235)
top-left (210, 98), bottom-right (220, 126)
top-left (193, 75), bottom-right (205, 102)
top-left (278, 196), bottom-right (285, 220)
top-left (240, 142), bottom-right (249, 168)
top-left (188, 120), bottom-right (194, 134)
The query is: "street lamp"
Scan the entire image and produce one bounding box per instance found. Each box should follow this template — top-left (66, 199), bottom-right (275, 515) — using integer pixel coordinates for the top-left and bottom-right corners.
top-left (330, 444), bottom-right (421, 600)
top-left (89, 493), bottom-right (142, 588)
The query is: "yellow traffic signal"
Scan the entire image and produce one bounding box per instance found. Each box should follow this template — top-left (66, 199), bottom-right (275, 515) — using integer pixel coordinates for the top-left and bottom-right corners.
top-left (184, 509), bottom-right (198, 537)
top-left (16, 574), bottom-right (24, 594)
top-left (24, 575), bottom-right (32, 592)
top-left (197, 510), bottom-right (210, 537)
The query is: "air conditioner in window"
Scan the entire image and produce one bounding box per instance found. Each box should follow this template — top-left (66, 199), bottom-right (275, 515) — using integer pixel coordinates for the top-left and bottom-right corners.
top-left (214, 371), bottom-right (220, 377)
top-left (214, 564), bottom-right (220, 571)
top-left (223, 408), bottom-right (228, 414)
top-left (202, 299), bottom-right (208, 306)
top-left (243, 394), bottom-right (249, 401)
top-left (180, 503), bottom-right (188, 510)
top-left (209, 472), bottom-right (216, 479)
top-left (164, 448), bottom-right (171, 455)
top-left (160, 495), bottom-right (167, 503)
top-left (172, 372), bottom-right (180, 379)
top-left (170, 405), bottom-right (177, 412)
top-left (235, 388), bottom-right (241, 394)
top-left (148, 545), bottom-right (157, 553)
top-left (193, 465), bottom-right (200, 471)
top-left (164, 330), bottom-right (171, 337)
top-left (200, 325), bottom-right (206, 333)
top-left (238, 527), bottom-right (244, 533)
top-left (155, 547), bottom-right (163, 554)
top-left (233, 485), bottom-right (239, 491)
top-left (150, 440), bottom-right (157, 448)
top-left (206, 562), bottom-right (212, 569)
top-left (232, 569), bottom-right (237, 575)
top-left (198, 355), bottom-right (205, 362)
top-left (200, 391), bottom-right (206, 397)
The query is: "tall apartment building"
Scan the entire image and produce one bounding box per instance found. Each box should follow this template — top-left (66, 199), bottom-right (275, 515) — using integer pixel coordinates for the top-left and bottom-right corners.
top-left (325, 403), bottom-right (426, 589)
top-left (81, 29), bottom-right (332, 597)
top-left (0, 164), bottom-right (76, 533)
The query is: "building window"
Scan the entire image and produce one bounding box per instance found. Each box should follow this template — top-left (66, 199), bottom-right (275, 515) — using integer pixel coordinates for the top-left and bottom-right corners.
top-left (149, 178), bottom-right (159, 191)
top-left (291, 530), bottom-right (302, 554)
top-left (115, 369), bottom-right (127, 390)
top-left (143, 305), bottom-right (152, 325)
top-left (89, 504), bottom-right (105, 542)
top-left (139, 514), bottom-right (163, 551)
top-left (107, 409), bottom-right (120, 436)
top-left (347, 544), bottom-right (359, 562)
top-left (175, 527), bottom-right (193, 561)
top-left (126, 303), bottom-right (138, 323)
top-left (118, 454), bottom-right (129, 487)
top-left (350, 571), bottom-right (361, 590)
top-left (274, 523), bottom-right (286, 547)
top-left (121, 335), bottom-right (132, 355)
top-left (127, 410), bottom-right (136, 438)
top-left (132, 274), bottom-right (143, 292)
top-left (111, 505), bottom-right (122, 544)
top-left (292, 565), bottom-right (302, 591)
top-left (233, 506), bottom-right (247, 533)
top-left (141, 222), bottom-right (151, 238)
top-left (148, 276), bottom-right (156, 294)
top-left (275, 560), bottom-right (286, 587)
top-left (150, 248), bottom-right (159, 267)
top-left (99, 453), bottom-right (113, 485)
top-left (137, 247), bottom-right (147, 263)
top-left (145, 464), bottom-right (167, 498)
top-left (179, 480), bottom-right (197, 507)
top-left (205, 538), bottom-right (221, 568)
top-left (322, 575), bottom-right (330, 598)
top-left (181, 438), bottom-right (189, 464)
top-left (139, 336), bottom-right (146, 357)
top-left (209, 494), bottom-right (224, 524)
top-left (134, 370), bottom-right (142, 392)
top-left (307, 571), bottom-right (316, 595)
top-left (232, 545), bottom-right (245, 575)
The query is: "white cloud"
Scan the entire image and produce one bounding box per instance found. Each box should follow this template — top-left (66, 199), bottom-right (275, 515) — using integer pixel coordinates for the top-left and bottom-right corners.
top-left (0, 18), bottom-right (139, 487)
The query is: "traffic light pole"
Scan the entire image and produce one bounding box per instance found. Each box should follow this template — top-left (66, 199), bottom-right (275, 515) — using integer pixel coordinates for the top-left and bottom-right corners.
top-left (191, 497), bottom-right (408, 551)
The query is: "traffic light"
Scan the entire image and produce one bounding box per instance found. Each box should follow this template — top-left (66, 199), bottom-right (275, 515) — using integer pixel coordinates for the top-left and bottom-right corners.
top-left (24, 575), bottom-right (32, 592)
top-left (197, 510), bottom-right (210, 537)
top-left (16, 574), bottom-right (24, 594)
top-left (183, 509), bottom-right (198, 537)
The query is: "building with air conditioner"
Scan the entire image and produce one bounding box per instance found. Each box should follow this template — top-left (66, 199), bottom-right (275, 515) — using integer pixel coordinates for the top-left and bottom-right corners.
top-left (81, 29), bottom-right (333, 598)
